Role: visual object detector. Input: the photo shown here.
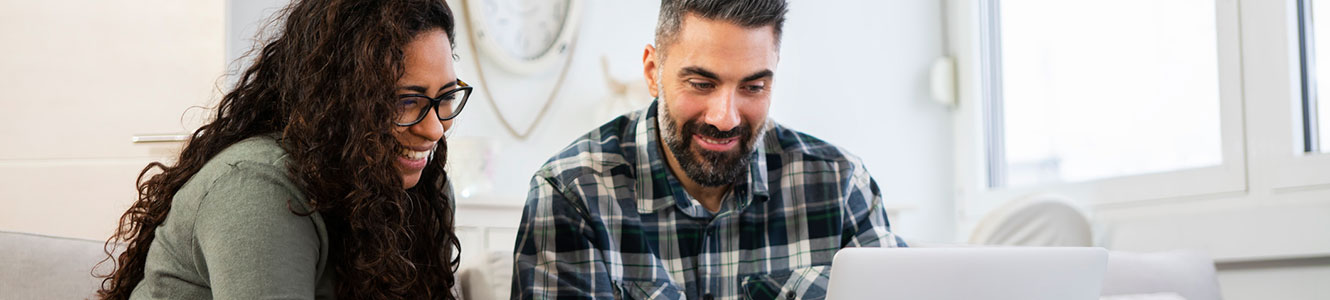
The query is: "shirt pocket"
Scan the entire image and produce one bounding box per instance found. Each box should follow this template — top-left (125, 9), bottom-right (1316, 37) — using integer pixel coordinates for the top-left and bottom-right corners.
top-left (614, 279), bottom-right (683, 300)
top-left (740, 266), bottom-right (830, 300)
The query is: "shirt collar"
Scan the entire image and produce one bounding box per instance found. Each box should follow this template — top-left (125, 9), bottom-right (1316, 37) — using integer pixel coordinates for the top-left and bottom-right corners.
top-left (631, 100), bottom-right (771, 216)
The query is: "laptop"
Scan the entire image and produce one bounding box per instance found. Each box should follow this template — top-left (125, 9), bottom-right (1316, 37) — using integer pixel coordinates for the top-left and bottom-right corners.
top-left (825, 247), bottom-right (1109, 300)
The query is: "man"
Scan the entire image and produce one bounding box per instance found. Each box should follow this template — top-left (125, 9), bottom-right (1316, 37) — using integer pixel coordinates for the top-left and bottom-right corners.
top-left (512, 1), bottom-right (905, 299)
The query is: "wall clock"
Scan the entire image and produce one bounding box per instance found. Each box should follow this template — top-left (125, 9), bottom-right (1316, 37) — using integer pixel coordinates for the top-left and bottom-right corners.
top-left (465, 0), bottom-right (581, 75)
top-left (462, 0), bottom-right (582, 139)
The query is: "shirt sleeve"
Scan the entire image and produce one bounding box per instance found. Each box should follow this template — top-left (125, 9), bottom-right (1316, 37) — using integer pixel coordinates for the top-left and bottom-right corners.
top-left (839, 162), bottom-right (908, 248)
top-left (511, 175), bottom-right (618, 299)
top-left (193, 163), bottom-right (321, 300)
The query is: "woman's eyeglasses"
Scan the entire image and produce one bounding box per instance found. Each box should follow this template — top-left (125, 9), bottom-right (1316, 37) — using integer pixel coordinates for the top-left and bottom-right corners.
top-left (394, 79), bottom-right (473, 126)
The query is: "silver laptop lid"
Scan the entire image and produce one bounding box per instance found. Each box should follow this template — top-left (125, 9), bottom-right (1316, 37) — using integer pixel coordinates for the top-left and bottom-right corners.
top-left (826, 247), bottom-right (1108, 300)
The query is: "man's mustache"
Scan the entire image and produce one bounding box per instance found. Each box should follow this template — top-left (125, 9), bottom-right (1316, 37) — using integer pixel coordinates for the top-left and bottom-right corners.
top-left (685, 121), bottom-right (747, 140)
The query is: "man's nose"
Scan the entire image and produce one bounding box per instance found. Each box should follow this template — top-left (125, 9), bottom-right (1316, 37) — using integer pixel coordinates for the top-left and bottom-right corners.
top-left (702, 90), bottom-right (741, 132)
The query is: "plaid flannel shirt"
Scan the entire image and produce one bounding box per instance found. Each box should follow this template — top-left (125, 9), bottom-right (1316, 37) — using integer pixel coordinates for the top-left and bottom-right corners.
top-left (512, 101), bottom-right (905, 300)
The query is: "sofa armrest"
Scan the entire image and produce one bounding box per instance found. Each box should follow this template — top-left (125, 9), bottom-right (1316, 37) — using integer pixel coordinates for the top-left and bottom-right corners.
top-left (0, 231), bottom-right (115, 299)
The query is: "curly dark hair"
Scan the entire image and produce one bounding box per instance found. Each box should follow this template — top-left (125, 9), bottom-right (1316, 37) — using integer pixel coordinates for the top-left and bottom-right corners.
top-left (95, 0), bottom-right (461, 298)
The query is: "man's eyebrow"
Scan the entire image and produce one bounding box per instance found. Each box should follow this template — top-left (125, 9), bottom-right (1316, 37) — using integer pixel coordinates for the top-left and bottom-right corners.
top-left (679, 67), bottom-right (719, 80)
top-left (679, 67), bottom-right (773, 83)
top-left (742, 70), bottom-right (774, 82)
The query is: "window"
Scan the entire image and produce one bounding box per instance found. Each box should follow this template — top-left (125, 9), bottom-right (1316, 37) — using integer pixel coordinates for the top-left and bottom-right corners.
top-left (947, 0), bottom-right (1330, 256)
top-left (1263, 0), bottom-right (1330, 189)
top-left (986, 0), bottom-right (1225, 188)
top-left (949, 0), bottom-right (1246, 209)
top-left (1300, 0), bottom-right (1330, 152)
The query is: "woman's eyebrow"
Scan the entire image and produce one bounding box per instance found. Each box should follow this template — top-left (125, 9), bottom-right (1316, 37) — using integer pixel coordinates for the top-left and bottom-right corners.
top-left (397, 85), bottom-right (429, 94)
top-left (437, 80), bottom-right (458, 92)
top-left (397, 81), bottom-right (458, 94)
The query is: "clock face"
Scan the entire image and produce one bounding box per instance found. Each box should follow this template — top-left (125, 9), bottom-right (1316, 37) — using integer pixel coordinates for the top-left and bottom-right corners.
top-left (475, 0), bottom-right (572, 62)
top-left (461, 0), bottom-right (582, 139)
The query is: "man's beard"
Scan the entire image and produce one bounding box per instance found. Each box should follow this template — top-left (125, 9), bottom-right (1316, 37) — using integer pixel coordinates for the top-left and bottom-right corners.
top-left (658, 100), bottom-right (760, 187)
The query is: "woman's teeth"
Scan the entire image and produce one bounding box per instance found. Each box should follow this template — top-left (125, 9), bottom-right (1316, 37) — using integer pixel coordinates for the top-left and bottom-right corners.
top-left (400, 148), bottom-right (430, 160)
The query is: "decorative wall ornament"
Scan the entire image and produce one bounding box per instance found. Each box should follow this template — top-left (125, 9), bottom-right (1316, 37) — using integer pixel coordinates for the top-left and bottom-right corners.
top-left (461, 0), bottom-right (582, 139)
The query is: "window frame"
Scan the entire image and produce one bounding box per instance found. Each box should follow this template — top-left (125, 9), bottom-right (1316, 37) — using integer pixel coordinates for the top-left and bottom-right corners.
top-left (947, 0), bottom-right (1249, 227)
top-left (1245, 0), bottom-right (1330, 191)
top-left (1298, 0), bottom-right (1321, 153)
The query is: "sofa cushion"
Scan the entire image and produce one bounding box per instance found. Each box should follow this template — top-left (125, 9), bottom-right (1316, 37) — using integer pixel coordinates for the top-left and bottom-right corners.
top-left (457, 250), bottom-right (515, 300)
top-left (0, 231), bottom-right (116, 299)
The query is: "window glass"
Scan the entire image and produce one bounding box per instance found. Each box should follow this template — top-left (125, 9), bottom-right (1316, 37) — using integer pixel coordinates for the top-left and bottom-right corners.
top-left (991, 0), bottom-right (1224, 187)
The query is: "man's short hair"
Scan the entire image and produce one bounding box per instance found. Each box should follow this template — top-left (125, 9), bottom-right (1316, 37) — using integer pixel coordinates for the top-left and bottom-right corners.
top-left (653, 0), bottom-right (789, 59)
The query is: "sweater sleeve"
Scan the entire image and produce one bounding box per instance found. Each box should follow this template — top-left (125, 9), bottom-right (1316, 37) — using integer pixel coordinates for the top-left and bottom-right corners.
top-left (193, 162), bottom-right (322, 300)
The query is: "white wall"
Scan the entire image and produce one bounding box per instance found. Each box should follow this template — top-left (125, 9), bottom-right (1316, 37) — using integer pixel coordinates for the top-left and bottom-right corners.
top-left (442, 0), bottom-right (953, 258)
top-left (0, 0), bottom-right (950, 266)
top-left (0, 0), bottom-right (224, 240)
top-left (774, 0), bottom-right (953, 242)
top-left (225, 0), bottom-right (954, 262)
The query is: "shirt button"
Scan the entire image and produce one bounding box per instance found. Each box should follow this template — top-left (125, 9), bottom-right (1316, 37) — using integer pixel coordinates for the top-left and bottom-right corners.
top-left (786, 292), bottom-right (797, 300)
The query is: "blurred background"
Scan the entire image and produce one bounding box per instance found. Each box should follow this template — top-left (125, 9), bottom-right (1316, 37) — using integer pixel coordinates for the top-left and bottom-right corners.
top-left (1, 0), bottom-right (1328, 299)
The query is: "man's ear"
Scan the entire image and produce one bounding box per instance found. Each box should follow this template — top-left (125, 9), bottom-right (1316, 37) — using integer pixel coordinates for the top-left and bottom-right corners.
top-left (643, 44), bottom-right (660, 98)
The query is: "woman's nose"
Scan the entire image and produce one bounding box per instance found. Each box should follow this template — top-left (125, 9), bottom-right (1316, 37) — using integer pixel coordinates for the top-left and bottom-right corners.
top-left (411, 108), bottom-right (446, 141)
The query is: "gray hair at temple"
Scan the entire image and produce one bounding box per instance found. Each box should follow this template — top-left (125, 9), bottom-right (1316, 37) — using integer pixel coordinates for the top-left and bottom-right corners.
top-left (653, 0), bottom-right (789, 60)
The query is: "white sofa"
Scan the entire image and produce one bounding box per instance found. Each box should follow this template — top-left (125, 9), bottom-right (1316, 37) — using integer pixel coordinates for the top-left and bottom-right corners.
top-left (0, 231), bottom-right (114, 299)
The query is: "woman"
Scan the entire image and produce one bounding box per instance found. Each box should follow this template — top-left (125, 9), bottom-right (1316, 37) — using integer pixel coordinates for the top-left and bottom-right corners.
top-left (97, 0), bottom-right (468, 298)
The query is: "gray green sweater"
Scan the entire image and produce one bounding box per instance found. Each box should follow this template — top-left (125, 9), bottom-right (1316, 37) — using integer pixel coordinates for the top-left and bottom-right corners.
top-left (130, 135), bottom-right (335, 299)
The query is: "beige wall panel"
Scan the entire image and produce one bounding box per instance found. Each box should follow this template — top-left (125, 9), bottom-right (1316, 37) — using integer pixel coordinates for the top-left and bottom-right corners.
top-left (0, 158), bottom-right (164, 241)
top-left (0, 0), bottom-right (224, 160)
